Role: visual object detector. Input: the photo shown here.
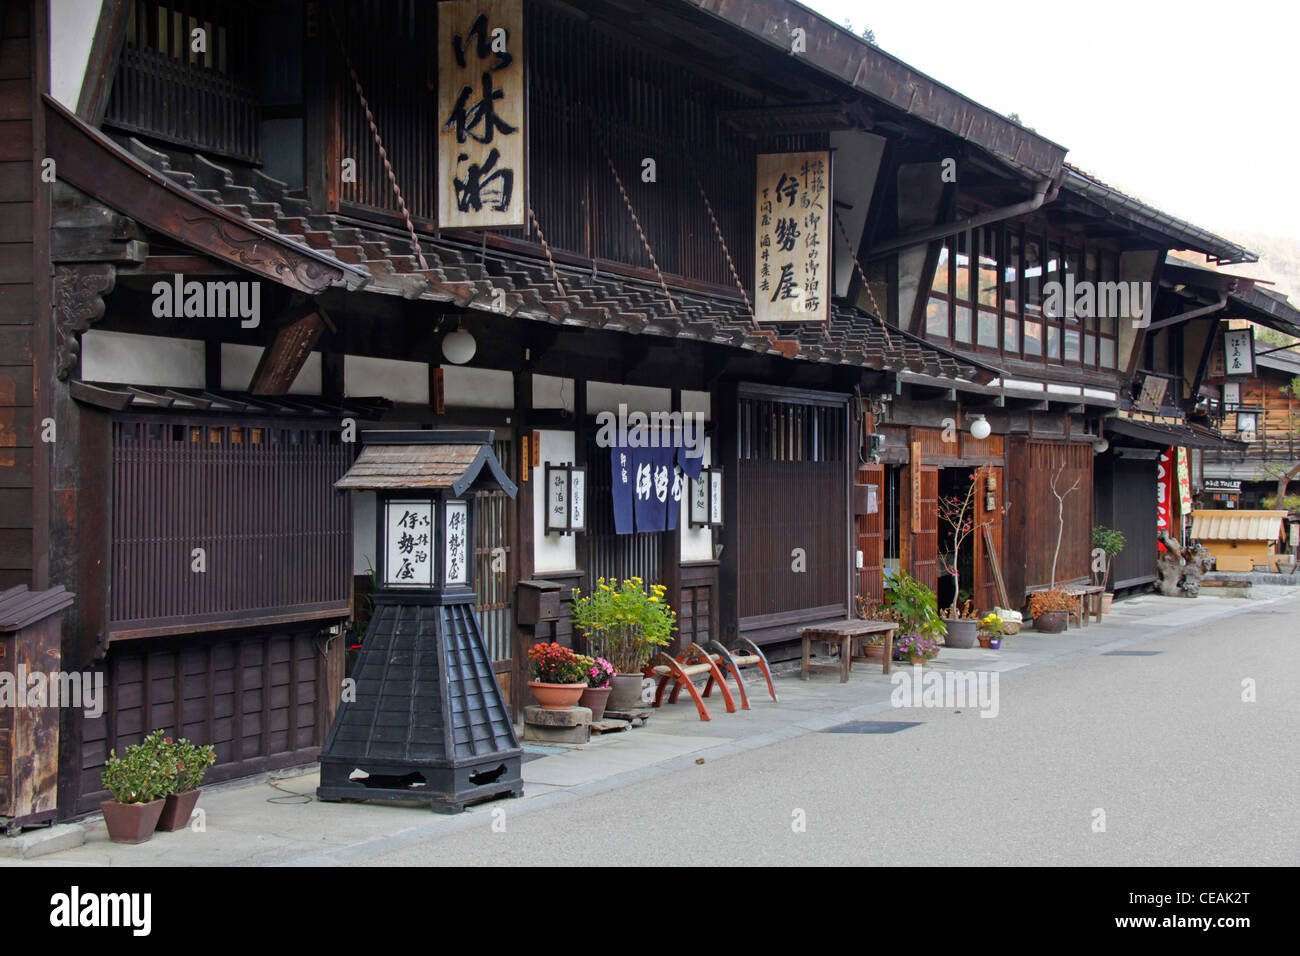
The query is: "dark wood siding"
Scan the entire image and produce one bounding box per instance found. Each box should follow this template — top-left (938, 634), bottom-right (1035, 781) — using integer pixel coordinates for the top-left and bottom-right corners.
top-left (1094, 453), bottom-right (1157, 589)
top-left (1006, 438), bottom-right (1093, 600)
top-left (736, 391), bottom-right (849, 643)
top-left (108, 418), bottom-right (352, 639)
top-left (0, 0), bottom-right (39, 592)
top-left (104, 0), bottom-right (261, 163)
top-left (72, 624), bottom-right (337, 816)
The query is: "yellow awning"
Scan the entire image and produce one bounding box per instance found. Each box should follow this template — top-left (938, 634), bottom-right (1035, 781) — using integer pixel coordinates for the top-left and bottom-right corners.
top-left (1190, 510), bottom-right (1287, 543)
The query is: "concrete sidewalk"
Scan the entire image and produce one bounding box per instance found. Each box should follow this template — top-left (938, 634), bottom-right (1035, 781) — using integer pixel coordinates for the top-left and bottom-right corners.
top-left (5, 585), bottom-right (1296, 866)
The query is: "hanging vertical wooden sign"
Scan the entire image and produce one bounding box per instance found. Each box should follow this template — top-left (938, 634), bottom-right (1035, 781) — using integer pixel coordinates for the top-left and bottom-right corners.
top-left (910, 442), bottom-right (922, 534)
top-left (438, 0), bottom-right (526, 229)
top-left (754, 151), bottom-right (832, 323)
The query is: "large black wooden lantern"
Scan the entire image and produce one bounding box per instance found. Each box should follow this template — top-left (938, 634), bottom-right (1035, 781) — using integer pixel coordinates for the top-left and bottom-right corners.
top-left (318, 430), bottom-right (522, 812)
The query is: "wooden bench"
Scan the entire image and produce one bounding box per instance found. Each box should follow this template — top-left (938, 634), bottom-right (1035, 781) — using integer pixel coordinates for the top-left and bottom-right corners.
top-left (799, 620), bottom-right (899, 682)
top-left (645, 643), bottom-right (738, 721)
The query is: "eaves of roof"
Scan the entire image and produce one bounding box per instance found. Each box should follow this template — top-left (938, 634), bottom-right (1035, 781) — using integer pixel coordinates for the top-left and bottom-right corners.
top-left (679, 0), bottom-right (1066, 183)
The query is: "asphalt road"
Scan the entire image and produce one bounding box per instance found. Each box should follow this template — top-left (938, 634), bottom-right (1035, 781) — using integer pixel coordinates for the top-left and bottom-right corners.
top-left (356, 597), bottom-right (1300, 866)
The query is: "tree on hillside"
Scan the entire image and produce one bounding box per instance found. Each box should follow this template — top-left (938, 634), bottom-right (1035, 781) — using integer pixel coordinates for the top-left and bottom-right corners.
top-left (1262, 374), bottom-right (1300, 506)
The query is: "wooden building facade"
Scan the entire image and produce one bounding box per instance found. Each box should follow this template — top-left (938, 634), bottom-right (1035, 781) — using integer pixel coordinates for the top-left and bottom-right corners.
top-left (4, 0), bottom-right (1295, 820)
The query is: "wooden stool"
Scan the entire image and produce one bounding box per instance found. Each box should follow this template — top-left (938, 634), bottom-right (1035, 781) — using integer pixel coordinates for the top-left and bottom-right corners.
top-left (645, 643), bottom-right (737, 721)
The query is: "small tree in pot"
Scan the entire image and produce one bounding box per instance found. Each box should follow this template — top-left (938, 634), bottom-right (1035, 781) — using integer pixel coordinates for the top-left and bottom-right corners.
top-left (1091, 525), bottom-right (1126, 611)
top-left (937, 466), bottom-right (992, 646)
top-left (100, 729), bottom-right (174, 844)
top-left (156, 736), bottom-right (217, 832)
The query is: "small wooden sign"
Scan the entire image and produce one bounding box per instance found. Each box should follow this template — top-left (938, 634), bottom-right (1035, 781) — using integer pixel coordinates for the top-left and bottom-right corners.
top-left (1223, 327), bottom-right (1255, 377)
top-left (754, 150), bottom-right (832, 323)
top-left (438, 0), bottom-right (526, 229)
top-left (910, 442), bottom-right (922, 534)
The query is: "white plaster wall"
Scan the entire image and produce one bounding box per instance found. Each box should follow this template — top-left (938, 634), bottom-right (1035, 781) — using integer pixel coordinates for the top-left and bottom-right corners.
top-left (533, 429), bottom-right (576, 573)
top-left (532, 374), bottom-right (574, 411)
top-left (443, 365), bottom-right (513, 408)
top-left (681, 389), bottom-right (710, 421)
top-left (352, 492), bottom-right (377, 577)
top-left (345, 355), bottom-right (428, 404)
top-left (680, 437), bottom-right (714, 562)
top-left (81, 330), bottom-right (205, 387)
top-left (49, 0), bottom-right (102, 111)
top-left (220, 342), bottom-right (321, 394)
top-left (586, 381), bottom-right (671, 415)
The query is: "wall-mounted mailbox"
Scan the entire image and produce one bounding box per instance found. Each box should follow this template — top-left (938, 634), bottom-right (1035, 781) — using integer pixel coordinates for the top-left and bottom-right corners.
top-left (517, 579), bottom-right (564, 626)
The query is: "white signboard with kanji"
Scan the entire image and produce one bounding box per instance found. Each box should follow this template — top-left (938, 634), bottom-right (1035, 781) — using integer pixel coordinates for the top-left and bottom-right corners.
top-left (754, 151), bottom-right (832, 323)
top-left (385, 500), bottom-right (434, 587)
top-left (444, 500), bottom-right (469, 585)
top-left (1223, 328), bottom-right (1255, 377)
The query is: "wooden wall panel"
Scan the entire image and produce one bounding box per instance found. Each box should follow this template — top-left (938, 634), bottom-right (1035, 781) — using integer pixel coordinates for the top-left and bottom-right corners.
top-left (855, 461), bottom-right (884, 603)
top-left (72, 625), bottom-right (335, 816)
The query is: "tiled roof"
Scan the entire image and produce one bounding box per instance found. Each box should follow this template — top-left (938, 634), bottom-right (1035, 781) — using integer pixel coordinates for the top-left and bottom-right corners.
top-left (124, 140), bottom-right (995, 385)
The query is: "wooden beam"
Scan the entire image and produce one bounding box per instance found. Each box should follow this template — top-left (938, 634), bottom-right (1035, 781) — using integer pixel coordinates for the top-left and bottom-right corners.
top-left (249, 303), bottom-right (333, 395)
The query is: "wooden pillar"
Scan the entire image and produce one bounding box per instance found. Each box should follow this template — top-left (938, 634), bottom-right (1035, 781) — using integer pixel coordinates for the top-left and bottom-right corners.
top-left (511, 370), bottom-right (535, 720)
top-left (715, 378), bottom-right (739, 645)
top-left (662, 388), bottom-right (683, 652)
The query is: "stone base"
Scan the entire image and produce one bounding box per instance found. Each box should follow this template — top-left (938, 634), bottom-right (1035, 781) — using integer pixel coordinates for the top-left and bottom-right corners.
top-left (589, 718), bottom-right (630, 734)
top-left (523, 705), bottom-right (592, 744)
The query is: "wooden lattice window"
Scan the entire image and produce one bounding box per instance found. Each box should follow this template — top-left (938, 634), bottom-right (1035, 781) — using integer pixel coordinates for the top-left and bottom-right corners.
top-left (108, 417), bottom-right (352, 639)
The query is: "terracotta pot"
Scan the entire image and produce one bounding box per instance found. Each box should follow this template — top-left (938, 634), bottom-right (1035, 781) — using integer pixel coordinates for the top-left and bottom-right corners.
top-left (578, 685), bottom-right (612, 721)
top-left (1101, 592), bottom-right (1114, 613)
top-left (976, 632), bottom-right (992, 648)
top-left (944, 619), bottom-right (978, 648)
top-left (156, 789), bottom-right (202, 832)
top-left (861, 641), bottom-right (886, 662)
top-left (607, 672), bottom-right (645, 712)
top-left (908, 653), bottom-right (925, 667)
top-left (1034, 609), bottom-right (1068, 633)
top-left (101, 799), bottom-right (165, 844)
top-left (528, 681), bottom-right (588, 710)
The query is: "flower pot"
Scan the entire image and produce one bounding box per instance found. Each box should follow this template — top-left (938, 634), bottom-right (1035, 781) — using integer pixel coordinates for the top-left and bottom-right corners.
top-left (944, 619), bottom-right (978, 648)
top-left (578, 685), bottom-right (612, 721)
top-left (1101, 592), bottom-right (1114, 614)
top-left (607, 672), bottom-right (645, 712)
top-left (976, 632), bottom-right (992, 648)
top-left (156, 789), bottom-right (202, 832)
top-left (101, 799), bottom-right (165, 844)
top-left (861, 641), bottom-right (886, 662)
top-left (908, 653), bottom-right (925, 666)
top-left (528, 681), bottom-right (588, 710)
top-left (1034, 609), bottom-right (1068, 633)
top-left (988, 636), bottom-right (1001, 650)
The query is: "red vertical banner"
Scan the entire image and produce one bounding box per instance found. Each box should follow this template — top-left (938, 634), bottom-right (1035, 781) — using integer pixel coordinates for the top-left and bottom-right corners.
top-left (1156, 446), bottom-right (1174, 551)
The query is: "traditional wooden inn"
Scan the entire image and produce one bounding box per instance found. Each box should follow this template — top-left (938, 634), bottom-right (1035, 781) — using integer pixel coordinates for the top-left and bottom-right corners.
top-left (3, 0), bottom-right (1296, 819)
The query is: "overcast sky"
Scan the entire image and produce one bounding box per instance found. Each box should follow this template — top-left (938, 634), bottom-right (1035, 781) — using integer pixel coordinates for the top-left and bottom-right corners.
top-left (804, 0), bottom-right (1298, 241)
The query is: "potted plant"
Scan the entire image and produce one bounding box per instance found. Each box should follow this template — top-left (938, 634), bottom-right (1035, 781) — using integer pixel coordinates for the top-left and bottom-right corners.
top-left (1028, 589), bottom-right (1076, 633)
top-left (527, 642), bottom-right (589, 709)
top-left (882, 570), bottom-right (947, 660)
top-left (156, 736), bottom-right (217, 832)
top-left (978, 613), bottom-right (1004, 649)
top-left (578, 655), bottom-right (616, 721)
top-left (895, 632), bottom-right (939, 666)
top-left (937, 466), bottom-right (991, 641)
top-left (940, 598), bottom-right (980, 648)
top-left (1091, 525), bottom-right (1127, 613)
top-left (100, 729), bottom-right (173, 844)
top-left (570, 577), bottom-right (675, 711)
